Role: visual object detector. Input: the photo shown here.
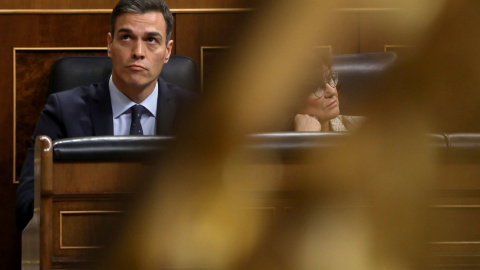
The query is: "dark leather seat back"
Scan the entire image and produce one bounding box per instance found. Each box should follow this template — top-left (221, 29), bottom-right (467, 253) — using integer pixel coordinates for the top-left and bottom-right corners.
top-left (47, 55), bottom-right (197, 95)
top-left (52, 135), bottom-right (174, 162)
top-left (51, 133), bottom-right (352, 164)
top-left (54, 132), bottom-right (480, 165)
top-left (444, 133), bottom-right (480, 163)
top-left (332, 52), bottom-right (397, 115)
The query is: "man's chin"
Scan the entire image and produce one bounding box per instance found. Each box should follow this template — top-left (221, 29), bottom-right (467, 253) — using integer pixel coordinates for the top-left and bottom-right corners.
top-left (124, 78), bottom-right (156, 89)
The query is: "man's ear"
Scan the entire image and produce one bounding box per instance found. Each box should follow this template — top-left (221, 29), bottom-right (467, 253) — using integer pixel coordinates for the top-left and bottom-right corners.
top-left (107, 33), bottom-right (113, 57)
top-left (164, 40), bottom-right (174, 63)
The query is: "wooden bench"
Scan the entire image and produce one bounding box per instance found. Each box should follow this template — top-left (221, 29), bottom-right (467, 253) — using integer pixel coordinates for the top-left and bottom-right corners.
top-left (21, 133), bottom-right (480, 269)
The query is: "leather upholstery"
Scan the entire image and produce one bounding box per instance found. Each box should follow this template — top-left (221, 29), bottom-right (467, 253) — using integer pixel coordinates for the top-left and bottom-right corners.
top-left (47, 55), bottom-right (197, 95)
top-left (427, 133), bottom-right (449, 163)
top-left (246, 132), bottom-right (349, 163)
top-left (332, 52), bottom-right (397, 115)
top-left (53, 136), bottom-right (174, 161)
top-left (445, 133), bottom-right (480, 164)
top-left (52, 133), bottom-right (349, 163)
top-left (51, 133), bottom-right (480, 164)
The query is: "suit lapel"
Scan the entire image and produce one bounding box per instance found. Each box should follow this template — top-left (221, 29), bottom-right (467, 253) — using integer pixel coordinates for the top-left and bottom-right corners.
top-left (90, 80), bottom-right (114, 135)
top-left (88, 78), bottom-right (174, 136)
top-left (156, 78), bottom-right (175, 135)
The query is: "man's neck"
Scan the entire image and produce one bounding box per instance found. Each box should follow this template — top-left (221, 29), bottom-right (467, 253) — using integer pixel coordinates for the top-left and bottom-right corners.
top-left (112, 78), bottom-right (156, 104)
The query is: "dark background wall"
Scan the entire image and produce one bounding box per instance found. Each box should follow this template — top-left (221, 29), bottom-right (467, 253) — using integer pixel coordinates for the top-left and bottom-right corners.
top-left (0, 1), bottom-right (410, 269)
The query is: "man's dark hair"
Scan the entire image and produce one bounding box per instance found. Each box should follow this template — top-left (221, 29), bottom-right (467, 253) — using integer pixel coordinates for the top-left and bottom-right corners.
top-left (111, 0), bottom-right (174, 44)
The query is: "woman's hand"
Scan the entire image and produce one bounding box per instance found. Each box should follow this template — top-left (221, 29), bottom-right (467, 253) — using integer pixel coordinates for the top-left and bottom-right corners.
top-left (294, 114), bottom-right (321, 131)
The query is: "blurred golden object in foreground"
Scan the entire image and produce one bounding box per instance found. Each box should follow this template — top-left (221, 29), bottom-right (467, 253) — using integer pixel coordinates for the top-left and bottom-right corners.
top-left (99, 0), bottom-right (480, 269)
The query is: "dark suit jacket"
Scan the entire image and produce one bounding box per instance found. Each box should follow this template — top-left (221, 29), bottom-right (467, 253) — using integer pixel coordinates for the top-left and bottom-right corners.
top-left (15, 77), bottom-right (196, 230)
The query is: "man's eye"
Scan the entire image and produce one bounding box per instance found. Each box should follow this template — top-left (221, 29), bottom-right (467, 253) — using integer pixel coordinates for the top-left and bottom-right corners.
top-left (147, 37), bottom-right (158, 43)
top-left (121, 35), bottom-right (130, 40)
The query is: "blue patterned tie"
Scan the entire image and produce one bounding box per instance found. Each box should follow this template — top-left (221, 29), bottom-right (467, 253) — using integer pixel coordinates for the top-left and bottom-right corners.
top-left (130, 105), bottom-right (145, 135)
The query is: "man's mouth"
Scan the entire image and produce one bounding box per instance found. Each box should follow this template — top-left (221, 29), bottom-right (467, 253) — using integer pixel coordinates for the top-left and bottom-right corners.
top-left (128, 64), bottom-right (147, 71)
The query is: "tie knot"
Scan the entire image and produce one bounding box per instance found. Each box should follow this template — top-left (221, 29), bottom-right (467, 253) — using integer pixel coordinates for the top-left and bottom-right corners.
top-left (131, 104), bottom-right (144, 120)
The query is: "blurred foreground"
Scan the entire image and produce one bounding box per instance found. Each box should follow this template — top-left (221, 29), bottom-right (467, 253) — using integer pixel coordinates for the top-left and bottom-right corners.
top-left (99, 1), bottom-right (480, 269)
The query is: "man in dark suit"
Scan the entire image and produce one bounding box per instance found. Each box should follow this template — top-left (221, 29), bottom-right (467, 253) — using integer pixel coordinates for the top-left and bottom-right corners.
top-left (15, 0), bottom-right (196, 230)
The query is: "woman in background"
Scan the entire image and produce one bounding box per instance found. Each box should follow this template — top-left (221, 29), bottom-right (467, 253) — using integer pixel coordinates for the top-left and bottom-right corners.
top-left (294, 55), bottom-right (365, 132)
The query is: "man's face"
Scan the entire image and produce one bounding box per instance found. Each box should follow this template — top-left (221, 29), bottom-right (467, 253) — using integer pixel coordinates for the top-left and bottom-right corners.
top-left (107, 11), bottom-right (173, 94)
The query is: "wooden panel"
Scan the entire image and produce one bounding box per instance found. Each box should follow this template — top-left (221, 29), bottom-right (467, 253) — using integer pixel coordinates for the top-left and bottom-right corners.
top-left (385, 45), bottom-right (414, 59)
top-left (174, 12), bottom-right (251, 72)
top-left (0, 14), bottom-right (110, 270)
top-left (0, 0), bottom-right (117, 9)
top-left (60, 211), bottom-right (123, 248)
top-left (14, 49), bottom-right (107, 183)
top-left (430, 164), bottom-right (480, 266)
top-left (47, 161), bottom-right (144, 263)
top-left (431, 243), bottom-right (480, 269)
top-left (52, 162), bottom-right (144, 193)
top-left (431, 206), bottom-right (480, 242)
top-left (44, 161), bottom-right (142, 267)
top-left (51, 198), bottom-right (130, 257)
top-left (169, 0), bottom-right (257, 9)
top-left (437, 164), bottom-right (480, 190)
top-left (359, 10), bottom-right (413, 52)
top-left (334, 0), bottom-right (406, 9)
top-left (200, 46), bottom-right (331, 93)
top-left (0, 0), bottom-right (254, 9)
top-left (201, 46), bottom-right (229, 93)
top-left (329, 11), bottom-right (361, 54)
top-left (0, 0), bottom-right (424, 10)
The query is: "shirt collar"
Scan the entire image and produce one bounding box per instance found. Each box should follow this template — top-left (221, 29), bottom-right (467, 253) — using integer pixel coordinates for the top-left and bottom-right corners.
top-left (109, 75), bottom-right (158, 118)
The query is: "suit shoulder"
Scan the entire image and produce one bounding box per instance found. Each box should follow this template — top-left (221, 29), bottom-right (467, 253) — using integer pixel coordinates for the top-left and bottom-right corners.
top-left (158, 77), bottom-right (198, 99)
top-left (52, 80), bottom-right (108, 100)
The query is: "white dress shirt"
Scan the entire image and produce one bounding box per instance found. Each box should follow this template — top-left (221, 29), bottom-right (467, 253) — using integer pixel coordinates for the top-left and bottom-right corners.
top-left (109, 75), bottom-right (158, 135)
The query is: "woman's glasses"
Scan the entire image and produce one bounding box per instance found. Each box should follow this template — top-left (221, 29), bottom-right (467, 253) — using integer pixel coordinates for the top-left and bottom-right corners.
top-left (313, 71), bottom-right (338, 98)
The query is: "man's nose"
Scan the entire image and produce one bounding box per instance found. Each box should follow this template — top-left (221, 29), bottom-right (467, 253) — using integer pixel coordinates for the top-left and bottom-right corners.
top-left (132, 40), bottom-right (145, 59)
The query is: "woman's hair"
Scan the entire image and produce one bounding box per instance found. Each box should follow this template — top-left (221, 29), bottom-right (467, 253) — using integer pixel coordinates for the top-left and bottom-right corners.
top-left (110, 0), bottom-right (174, 44)
top-left (273, 52), bottom-right (336, 132)
top-left (301, 52), bottom-right (334, 94)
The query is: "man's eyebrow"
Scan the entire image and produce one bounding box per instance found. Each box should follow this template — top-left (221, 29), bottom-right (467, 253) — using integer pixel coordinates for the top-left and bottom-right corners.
top-left (145, 32), bottom-right (164, 42)
top-left (117, 28), bottom-right (133, 34)
top-left (116, 29), bottom-right (163, 39)
top-left (145, 32), bottom-right (162, 38)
